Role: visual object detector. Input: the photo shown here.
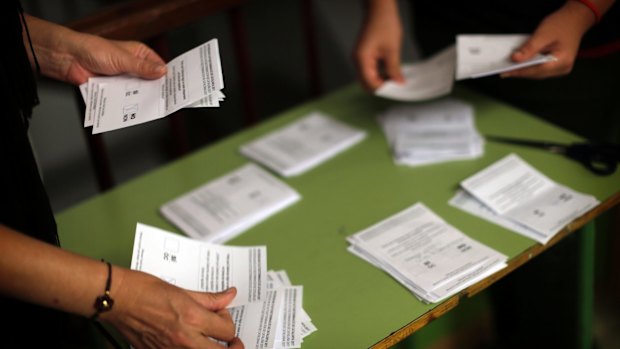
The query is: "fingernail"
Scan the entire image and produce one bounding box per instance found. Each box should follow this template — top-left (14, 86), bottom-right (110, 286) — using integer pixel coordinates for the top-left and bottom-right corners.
top-left (155, 64), bottom-right (166, 74)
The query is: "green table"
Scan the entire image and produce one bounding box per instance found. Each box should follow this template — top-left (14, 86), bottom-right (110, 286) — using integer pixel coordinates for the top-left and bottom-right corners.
top-left (57, 84), bottom-right (620, 348)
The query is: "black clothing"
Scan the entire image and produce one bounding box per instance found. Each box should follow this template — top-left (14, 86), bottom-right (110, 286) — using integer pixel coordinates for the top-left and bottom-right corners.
top-left (413, 0), bottom-right (620, 56)
top-left (411, 1), bottom-right (620, 143)
top-left (1, 1), bottom-right (99, 347)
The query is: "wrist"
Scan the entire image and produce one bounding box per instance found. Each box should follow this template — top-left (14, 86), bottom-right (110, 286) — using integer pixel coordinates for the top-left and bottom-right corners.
top-left (561, 1), bottom-right (599, 33)
top-left (569, 0), bottom-right (602, 23)
top-left (90, 261), bottom-right (114, 320)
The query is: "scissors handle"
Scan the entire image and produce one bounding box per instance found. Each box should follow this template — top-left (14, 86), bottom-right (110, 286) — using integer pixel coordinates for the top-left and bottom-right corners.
top-left (566, 144), bottom-right (619, 176)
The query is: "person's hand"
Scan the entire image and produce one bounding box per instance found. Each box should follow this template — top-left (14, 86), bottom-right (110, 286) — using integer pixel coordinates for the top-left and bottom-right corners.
top-left (354, 0), bottom-right (405, 91)
top-left (501, 1), bottom-right (597, 79)
top-left (25, 15), bottom-right (167, 85)
top-left (57, 35), bottom-right (167, 85)
top-left (102, 269), bottom-right (243, 349)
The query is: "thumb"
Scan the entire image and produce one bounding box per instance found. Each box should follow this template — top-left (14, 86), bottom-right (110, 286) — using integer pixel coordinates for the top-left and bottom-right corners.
top-left (129, 58), bottom-right (167, 79)
top-left (191, 287), bottom-right (237, 311)
top-left (385, 50), bottom-right (404, 83)
top-left (512, 34), bottom-right (547, 63)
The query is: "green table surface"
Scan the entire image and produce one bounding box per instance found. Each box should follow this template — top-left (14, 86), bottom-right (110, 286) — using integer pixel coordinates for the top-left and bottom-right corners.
top-left (57, 84), bottom-right (620, 348)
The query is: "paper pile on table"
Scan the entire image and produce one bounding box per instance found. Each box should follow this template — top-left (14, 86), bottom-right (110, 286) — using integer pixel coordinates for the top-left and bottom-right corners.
top-left (161, 163), bottom-right (300, 244)
top-left (131, 223), bottom-right (316, 349)
top-left (79, 39), bottom-right (225, 134)
top-left (378, 98), bottom-right (484, 166)
top-left (449, 154), bottom-right (599, 244)
top-left (240, 111), bottom-right (367, 177)
top-left (375, 34), bottom-right (555, 101)
top-left (347, 203), bottom-right (507, 303)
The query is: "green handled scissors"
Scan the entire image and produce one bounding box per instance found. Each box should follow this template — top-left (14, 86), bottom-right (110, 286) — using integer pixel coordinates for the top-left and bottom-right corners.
top-left (486, 135), bottom-right (620, 176)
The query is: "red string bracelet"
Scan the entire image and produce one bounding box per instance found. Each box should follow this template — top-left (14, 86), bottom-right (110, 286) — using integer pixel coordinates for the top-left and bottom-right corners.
top-left (574, 0), bottom-right (602, 23)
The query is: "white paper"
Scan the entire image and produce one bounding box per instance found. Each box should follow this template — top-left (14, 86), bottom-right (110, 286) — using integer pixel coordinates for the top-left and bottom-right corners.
top-left (267, 271), bottom-right (317, 342)
top-left (449, 189), bottom-right (550, 243)
top-left (378, 98), bottom-right (484, 166)
top-left (130, 223), bottom-right (266, 306)
top-left (240, 112), bottom-right (367, 177)
top-left (347, 203), bottom-right (507, 303)
top-left (456, 34), bottom-right (556, 80)
top-left (229, 279), bottom-right (306, 349)
top-left (82, 39), bottom-right (223, 133)
top-left (376, 45), bottom-right (456, 102)
top-left (460, 154), bottom-right (599, 240)
top-left (160, 163), bottom-right (301, 243)
top-left (230, 289), bottom-right (282, 349)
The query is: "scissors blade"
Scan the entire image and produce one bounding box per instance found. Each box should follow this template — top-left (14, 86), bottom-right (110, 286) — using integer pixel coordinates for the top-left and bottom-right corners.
top-left (485, 135), bottom-right (567, 153)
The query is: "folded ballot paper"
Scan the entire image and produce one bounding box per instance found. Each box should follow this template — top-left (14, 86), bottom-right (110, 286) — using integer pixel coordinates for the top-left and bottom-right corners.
top-left (131, 223), bottom-right (316, 349)
top-left (79, 38), bottom-right (225, 134)
top-left (450, 154), bottom-right (599, 244)
top-left (378, 98), bottom-right (484, 166)
top-left (347, 203), bottom-right (507, 304)
top-left (375, 34), bottom-right (555, 101)
top-left (240, 111), bottom-right (367, 177)
top-left (455, 34), bottom-right (556, 80)
top-left (160, 163), bottom-right (300, 244)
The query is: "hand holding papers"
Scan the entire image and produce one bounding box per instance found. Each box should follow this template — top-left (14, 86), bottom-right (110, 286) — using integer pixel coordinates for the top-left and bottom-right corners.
top-left (375, 34), bottom-right (555, 101)
top-left (81, 39), bottom-right (224, 133)
top-left (455, 35), bottom-right (556, 80)
top-left (375, 46), bottom-right (456, 102)
top-left (450, 154), bottom-right (599, 244)
top-left (240, 112), bottom-right (367, 177)
top-left (131, 224), bottom-right (316, 349)
top-left (347, 203), bottom-right (507, 303)
top-left (131, 223), bottom-right (266, 306)
top-left (161, 163), bottom-right (300, 243)
top-left (378, 98), bottom-right (484, 166)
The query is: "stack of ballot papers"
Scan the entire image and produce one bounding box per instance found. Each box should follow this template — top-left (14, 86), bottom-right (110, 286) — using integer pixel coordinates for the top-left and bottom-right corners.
top-left (131, 223), bottom-right (316, 349)
top-left (378, 98), bottom-right (484, 166)
top-left (160, 163), bottom-right (300, 244)
top-left (449, 154), bottom-right (599, 244)
top-left (347, 203), bottom-right (507, 303)
top-left (240, 111), bottom-right (367, 177)
top-left (375, 34), bottom-right (556, 102)
top-left (79, 38), bottom-right (225, 134)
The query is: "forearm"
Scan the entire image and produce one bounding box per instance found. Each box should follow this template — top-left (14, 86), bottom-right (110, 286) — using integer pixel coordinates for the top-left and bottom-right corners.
top-left (0, 224), bottom-right (125, 318)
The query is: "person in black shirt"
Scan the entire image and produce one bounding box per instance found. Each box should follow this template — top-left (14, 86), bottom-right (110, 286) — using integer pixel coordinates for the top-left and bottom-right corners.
top-left (0, 2), bottom-right (243, 348)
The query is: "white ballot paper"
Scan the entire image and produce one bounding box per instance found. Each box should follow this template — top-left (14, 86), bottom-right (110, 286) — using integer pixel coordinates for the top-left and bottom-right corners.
top-left (160, 163), bottom-right (301, 243)
top-left (267, 270), bottom-right (317, 345)
top-left (449, 190), bottom-right (551, 244)
top-left (459, 154), bottom-right (599, 242)
top-left (375, 45), bottom-right (456, 102)
top-left (81, 38), bottom-right (224, 133)
top-left (456, 34), bottom-right (556, 80)
top-left (240, 112), bottom-right (367, 177)
top-left (228, 271), bottom-right (313, 349)
top-left (378, 98), bottom-right (484, 166)
top-left (130, 223), bottom-right (266, 307)
top-left (347, 203), bottom-right (507, 303)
